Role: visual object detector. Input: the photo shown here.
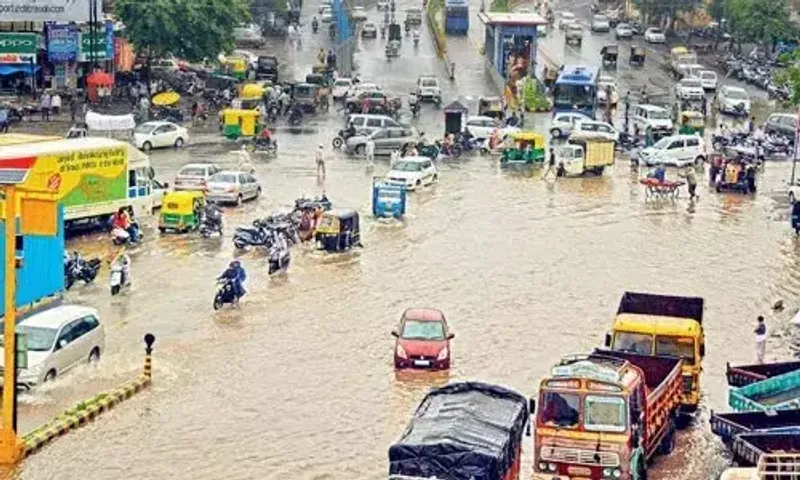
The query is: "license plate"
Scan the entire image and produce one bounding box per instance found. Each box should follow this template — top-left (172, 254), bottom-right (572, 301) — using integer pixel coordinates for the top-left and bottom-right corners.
top-left (414, 360), bottom-right (431, 367)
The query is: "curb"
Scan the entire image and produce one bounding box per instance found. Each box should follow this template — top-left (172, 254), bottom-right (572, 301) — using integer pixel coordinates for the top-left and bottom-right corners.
top-left (22, 374), bottom-right (152, 457)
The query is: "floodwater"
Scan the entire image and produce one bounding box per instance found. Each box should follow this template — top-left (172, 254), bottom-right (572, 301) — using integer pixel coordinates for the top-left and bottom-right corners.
top-left (7, 0), bottom-right (800, 479)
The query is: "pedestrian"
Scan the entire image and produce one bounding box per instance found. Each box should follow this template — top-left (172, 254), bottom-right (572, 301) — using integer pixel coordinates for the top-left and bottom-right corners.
top-left (701, 97), bottom-right (708, 118)
top-left (680, 164), bottom-right (698, 200)
top-left (315, 144), bottom-right (326, 179)
top-left (51, 92), bottom-right (62, 116)
top-left (748, 116), bottom-right (755, 134)
top-left (40, 91), bottom-right (51, 121)
top-left (390, 148), bottom-right (400, 167)
top-left (543, 147), bottom-right (557, 180)
top-left (754, 315), bottom-right (767, 363)
top-left (69, 95), bottom-right (78, 123)
top-left (361, 95), bottom-right (369, 114)
top-left (0, 109), bottom-right (9, 134)
top-left (365, 137), bottom-right (375, 167)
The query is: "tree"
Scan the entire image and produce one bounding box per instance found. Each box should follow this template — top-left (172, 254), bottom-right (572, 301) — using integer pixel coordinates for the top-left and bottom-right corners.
top-left (116, 0), bottom-right (250, 62)
top-left (777, 50), bottom-right (800, 107)
top-left (724, 0), bottom-right (792, 52)
top-left (633, 0), bottom-right (704, 30)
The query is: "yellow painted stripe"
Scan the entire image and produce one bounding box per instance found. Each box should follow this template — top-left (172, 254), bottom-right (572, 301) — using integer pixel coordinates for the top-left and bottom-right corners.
top-left (536, 427), bottom-right (628, 443)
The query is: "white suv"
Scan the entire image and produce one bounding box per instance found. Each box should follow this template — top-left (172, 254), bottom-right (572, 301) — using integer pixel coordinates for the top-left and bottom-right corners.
top-left (1, 305), bottom-right (105, 389)
top-left (386, 156), bottom-right (438, 190)
top-left (416, 76), bottom-right (442, 103)
top-left (638, 134), bottom-right (706, 167)
top-left (570, 120), bottom-right (619, 143)
top-left (550, 112), bottom-right (593, 139)
top-left (676, 77), bottom-right (705, 100)
top-left (632, 105), bottom-right (674, 134)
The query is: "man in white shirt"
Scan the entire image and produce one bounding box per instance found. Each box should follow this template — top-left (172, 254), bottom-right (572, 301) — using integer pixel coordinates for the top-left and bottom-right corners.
top-left (365, 138), bottom-right (375, 166)
top-left (315, 144), bottom-right (326, 179)
top-left (51, 93), bottom-right (62, 115)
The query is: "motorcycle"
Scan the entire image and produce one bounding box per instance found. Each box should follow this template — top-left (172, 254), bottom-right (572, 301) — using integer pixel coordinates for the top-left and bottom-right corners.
top-left (288, 107), bottom-right (303, 126)
top-left (213, 279), bottom-right (238, 310)
top-left (199, 212), bottom-right (224, 238)
top-left (436, 140), bottom-right (463, 158)
top-left (109, 263), bottom-right (130, 296)
top-left (268, 241), bottom-right (292, 275)
top-left (233, 220), bottom-right (272, 249)
top-left (246, 138), bottom-right (278, 156)
top-left (111, 222), bottom-right (143, 245)
top-left (266, 103), bottom-right (280, 123)
top-left (64, 253), bottom-right (102, 290)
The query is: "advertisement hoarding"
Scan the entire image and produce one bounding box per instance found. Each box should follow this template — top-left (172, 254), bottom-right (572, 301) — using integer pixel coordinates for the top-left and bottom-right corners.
top-left (47, 24), bottom-right (79, 63)
top-left (0, 0), bottom-right (100, 23)
top-left (78, 23), bottom-right (114, 62)
top-left (0, 33), bottom-right (39, 64)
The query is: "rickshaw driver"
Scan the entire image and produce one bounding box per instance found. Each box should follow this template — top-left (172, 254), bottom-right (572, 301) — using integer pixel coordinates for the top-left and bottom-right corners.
top-left (344, 120), bottom-right (357, 139)
top-left (218, 260), bottom-right (247, 303)
top-left (256, 126), bottom-right (274, 148)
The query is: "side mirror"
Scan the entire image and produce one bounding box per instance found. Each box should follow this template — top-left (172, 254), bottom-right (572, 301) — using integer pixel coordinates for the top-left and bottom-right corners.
top-left (391, 330), bottom-right (399, 337)
top-left (529, 398), bottom-right (536, 414)
top-left (604, 332), bottom-right (611, 347)
top-left (700, 343), bottom-right (706, 357)
top-left (447, 333), bottom-right (455, 340)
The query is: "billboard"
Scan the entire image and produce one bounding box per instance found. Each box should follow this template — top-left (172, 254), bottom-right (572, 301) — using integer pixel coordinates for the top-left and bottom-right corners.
top-left (0, 33), bottom-right (39, 64)
top-left (78, 23), bottom-right (114, 62)
top-left (47, 24), bottom-right (79, 63)
top-left (0, 0), bottom-right (100, 23)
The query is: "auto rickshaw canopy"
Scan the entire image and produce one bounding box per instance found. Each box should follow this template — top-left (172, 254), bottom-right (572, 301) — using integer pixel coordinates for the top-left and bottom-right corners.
top-left (162, 190), bottom-right (206, 213)
top-left (222, 108), bottom-right (262, 139)
top-left (152, 91), bottom-right (180, 106)
top-left (509, 131), bottom-right (545, 148)
top-left (293, 83), bottom-right (319, 98)
top-left (670, 46), bottom-right (689, 57)
top-left (240, 83), bottom-right (265, 100)
top-left (479, 96), bottom-right (503, 111)
top-left (601, 44), bottom-right (619, 55)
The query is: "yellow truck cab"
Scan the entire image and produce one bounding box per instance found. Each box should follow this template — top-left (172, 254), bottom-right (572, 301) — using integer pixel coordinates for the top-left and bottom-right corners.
top-left (604, 292), bottom-right (705, 417)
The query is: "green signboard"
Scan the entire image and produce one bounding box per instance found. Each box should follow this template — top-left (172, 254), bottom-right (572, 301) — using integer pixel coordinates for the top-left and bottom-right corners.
top-left (0, 33), bottom-right (39, 64)
top-left (78, 24), bottom-right (114, 62)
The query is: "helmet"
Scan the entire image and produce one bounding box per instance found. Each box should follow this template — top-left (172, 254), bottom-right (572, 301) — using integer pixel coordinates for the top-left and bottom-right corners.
top-left (230, 260), bottom-right (240, 268)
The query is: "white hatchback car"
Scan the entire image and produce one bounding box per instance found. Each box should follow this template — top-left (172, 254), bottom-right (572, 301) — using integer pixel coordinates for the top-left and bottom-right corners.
top-left (558, 12), bottom-right (576, 29)
top-left (463, 115), bottom-right (518, 139)
top-left (570, 120), bottom-right (619, 143)
top-left (716, 85), bottom-right (751, 115)
top-left (321, 7), bottom-right (333, 22)
top-left (676, 77), bottom-right (705, 100)
top-left (698, 70), bottom-right (718, 91)
top-left (0, 305), bottom-right (105, 389)
top-left (332, 78), bottom-right (354, 100)
top-left (644, 27), bottom-right (666, 43)
top-left (133, 121), bottom-right (189, 152)
top-left (638, 134), bottom-right (706, 167)
top-left (385, 156), bottom-right (438, 190)
top-left (352, 6), bottom-right (368, 21)
top-left (549, 112), bottom-right (593, 139)
top-left (206, 171), bottom-right (262, 205)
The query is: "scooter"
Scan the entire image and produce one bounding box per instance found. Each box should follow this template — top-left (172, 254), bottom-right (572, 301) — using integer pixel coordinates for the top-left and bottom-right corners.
top-left (110, 263), bottom-right (130, 295)
top-left (233, 220), bottom-right (272, 249)
top-left (199, 212), bottom-right (224, 238)
top-left (213, 279), bottom-right (238, 310)
top-left (268, 247), bottom-right (291, 275)
top-left (111, 222), bottom-right (143, 245)
top-left (288, 107), bottom-right (303, 126)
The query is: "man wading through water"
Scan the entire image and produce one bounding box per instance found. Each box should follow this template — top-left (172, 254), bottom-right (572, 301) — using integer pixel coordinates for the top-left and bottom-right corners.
top-left (543, 147), bottom-right (557, 180)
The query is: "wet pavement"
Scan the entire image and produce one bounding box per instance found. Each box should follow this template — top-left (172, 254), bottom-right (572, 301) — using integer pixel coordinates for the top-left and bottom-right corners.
top-left (7, 0), bottom-right (800, 479)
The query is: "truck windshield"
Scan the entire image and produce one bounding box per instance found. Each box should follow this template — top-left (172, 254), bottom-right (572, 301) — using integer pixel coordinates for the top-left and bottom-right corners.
top-left (539, 392), bottom-right (580, 428)
top-left (655, 336), bottom-right (696, 363)
top-left (613, 332), bottom-right (653, 355)
top-left (584, 395), bottom-right (627, 432)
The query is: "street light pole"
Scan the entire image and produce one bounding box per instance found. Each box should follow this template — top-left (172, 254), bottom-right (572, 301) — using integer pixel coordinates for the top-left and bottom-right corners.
top-left (0, 186), bottom-right (22, 464)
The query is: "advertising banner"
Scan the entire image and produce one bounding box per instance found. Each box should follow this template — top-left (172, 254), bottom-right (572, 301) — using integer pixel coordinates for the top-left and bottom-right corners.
top-left (0, 33), bottom-right (39, 64)
top-left (47, 24), bottom-right (79, 63)
top-left (24, 145), bottom-right (128, 208)
top-left (78, 23), bottom-right (114, 62)
top-left (0, 0), bottom-right (100, 23)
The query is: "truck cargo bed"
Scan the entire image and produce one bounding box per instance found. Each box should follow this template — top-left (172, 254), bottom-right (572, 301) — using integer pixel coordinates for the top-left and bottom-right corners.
top-left (732, 432), bottom-right (800, 467)
top-left (729, 369), bottom-right (800, 412)
top-left (727, 361), bottom-right (800, 388)
top-left (617, 291), bottom-right (704, 323)
top-left (710, 409), bottom-right (800, 443)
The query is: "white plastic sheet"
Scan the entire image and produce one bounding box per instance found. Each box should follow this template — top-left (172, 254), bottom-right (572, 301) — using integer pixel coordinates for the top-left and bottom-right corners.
top-left (85, 111), bottom-right (136, 131)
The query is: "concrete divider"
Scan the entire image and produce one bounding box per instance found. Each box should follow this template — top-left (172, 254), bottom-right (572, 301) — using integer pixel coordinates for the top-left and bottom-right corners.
top-left (22, 334), bottom-right (155, 458)
top-left (426, 0), bottom-right (447, 57)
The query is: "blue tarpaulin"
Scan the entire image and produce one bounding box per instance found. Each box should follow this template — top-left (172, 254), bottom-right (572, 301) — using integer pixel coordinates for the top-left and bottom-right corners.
top-left (0, 64), bottom-right (41, 76)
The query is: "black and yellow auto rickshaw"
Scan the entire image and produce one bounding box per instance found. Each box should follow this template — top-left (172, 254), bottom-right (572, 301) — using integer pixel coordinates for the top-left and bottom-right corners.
top-left (678, 110), bottom-right (705, 135)
top-left (315, 209), bottom-right (362, 252)
top-left (629, 45), bottom-right (645, 66)
top-left (478, 96), bottom-right (504, 120)
top-left (600, 44), bottom-right (619, 67)
top-left (293, 82), bottom-right (326, 113)
top-left (159, 191), bottom-right (205, 233)
top-left (305, 73), bottom-right (332, 106)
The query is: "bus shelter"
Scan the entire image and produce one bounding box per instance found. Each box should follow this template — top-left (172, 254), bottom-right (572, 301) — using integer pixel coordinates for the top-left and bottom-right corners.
top-left (478, 12), bottom-right (546, 84)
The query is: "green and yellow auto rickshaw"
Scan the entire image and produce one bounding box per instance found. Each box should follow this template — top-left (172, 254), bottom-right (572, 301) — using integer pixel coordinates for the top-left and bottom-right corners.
top-left (221, 108), bottom-right (263, 140)
top-left (678, 110), bottom-right (705, 135)
top-left (218, 56), bottom-right (248, 80)
top-left (159, 191), bottom-right (205, 233)
top-left (500, 131), bottom-right (546, 165)
top-left (315, 209), bottom-right (362, 252)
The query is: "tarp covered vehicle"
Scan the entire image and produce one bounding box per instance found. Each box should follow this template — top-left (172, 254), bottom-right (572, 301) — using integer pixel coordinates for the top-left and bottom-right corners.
top-left (389, 382), bottom-right (529, 480)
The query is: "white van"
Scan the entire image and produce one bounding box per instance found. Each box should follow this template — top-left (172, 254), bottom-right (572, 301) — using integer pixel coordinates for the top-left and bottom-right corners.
top-left (347, 114), bottom-right (402, 136)
top-left (2, 305), bottom-right (105, 389)
top-left (632, 104), bottom-right (674, 133)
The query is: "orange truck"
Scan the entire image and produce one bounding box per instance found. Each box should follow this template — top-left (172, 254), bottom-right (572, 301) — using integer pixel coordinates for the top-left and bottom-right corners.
top-left (531, 349), bottom-right (683, 480)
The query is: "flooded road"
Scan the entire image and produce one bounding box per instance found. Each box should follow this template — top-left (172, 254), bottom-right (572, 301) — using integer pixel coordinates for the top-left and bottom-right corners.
top-left (10, 0), bottom-right (800, 479)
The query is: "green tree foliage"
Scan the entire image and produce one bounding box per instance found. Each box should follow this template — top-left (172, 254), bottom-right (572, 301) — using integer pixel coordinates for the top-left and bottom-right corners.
top-left (116, 0), bottom-right (250, 62)
top-left (777, 50), bottom-right (800, 107)
top-left (633, 0), bottom-right (703, 28)
top-left (723, 0), bottom-right (792, 49)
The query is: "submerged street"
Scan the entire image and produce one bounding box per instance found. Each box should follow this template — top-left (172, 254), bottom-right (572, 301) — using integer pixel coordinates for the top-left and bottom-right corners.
top-left (6, 0), bottom-right (800, 479)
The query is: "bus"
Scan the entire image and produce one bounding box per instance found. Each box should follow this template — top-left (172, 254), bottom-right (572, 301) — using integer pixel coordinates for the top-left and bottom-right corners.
top-left (552, 65), bottom-right (599, 118)
top-left (444, 0), bottom-right (469, 35)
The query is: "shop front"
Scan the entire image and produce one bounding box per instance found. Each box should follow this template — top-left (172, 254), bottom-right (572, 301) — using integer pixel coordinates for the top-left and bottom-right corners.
top-left (0, 32), bottom-right (41, 93)
top-left (47, 24), bottom-right (80, 91)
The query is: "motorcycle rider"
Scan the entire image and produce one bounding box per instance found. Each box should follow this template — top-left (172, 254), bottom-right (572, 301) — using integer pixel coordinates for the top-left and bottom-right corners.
top-left (412, 29), bottom-right (420, 45)
top-left (256, 126), bottom-right (274, 149)
top-left (408, 92), bottom-right (420, 116)
top-left (203, 201), bottom-right (223, 232)
top-left (344, 120), bottom-right (357, 139)
top-left (327, 50), bottom-right (337, 70)
top-left (111, 250), bottom-right (132, 287)
top-left (112, 207), bottom-right (139, 243)
top-left (218, 260), bottom-right (247, 303)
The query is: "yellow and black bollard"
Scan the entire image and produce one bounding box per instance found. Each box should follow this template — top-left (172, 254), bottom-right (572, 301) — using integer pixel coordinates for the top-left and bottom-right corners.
top-left (143, 333), bottom-right (155, 380)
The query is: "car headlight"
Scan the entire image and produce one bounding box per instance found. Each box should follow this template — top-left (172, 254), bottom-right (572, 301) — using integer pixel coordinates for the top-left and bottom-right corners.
top-left (396, 344), bottom-right (407, 359)
top-left (604, 468), bottom-right (612, 477)
top-left (538, 462), bottom-right (548, 471)
top-left (613, 469), bottom-right (622, 478)
top-left (437, 347), bottom-right (448, 360)
top-left (547, 463), bottom-right (557, 472)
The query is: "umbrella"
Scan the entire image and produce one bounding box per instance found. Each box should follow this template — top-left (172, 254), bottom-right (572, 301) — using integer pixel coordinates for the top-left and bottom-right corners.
top-left (87, 71), bottom-right (114, 86)
top-left (152, 91), bottom-right (181, 106)
top-left (240, 83), bottom-right (265, 100)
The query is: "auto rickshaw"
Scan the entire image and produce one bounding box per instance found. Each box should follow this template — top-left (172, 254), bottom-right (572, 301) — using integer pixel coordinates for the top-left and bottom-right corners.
top-left (293, 83), bottom-right (325, 112)
top-left (311, 64), bottom-right (335, 83)
top-left (218, 56), bottom-right (248, 80)
top-left (478, 96), bottom-right (504, 120)
top-left (315, 209), bottom-right (362, 252)
top-left (305, 73), bottom-right (332, 104)
top-left (239, 83), bottom-right (266, 101)
top-left (600, 44), bottom-right (619, 67)
top-left (678, 110), bottom-right (705, 135)
top-left (221, 108), bottom-right (263, 140)
top-left (500, 131), bottom-right (546, 165)
top-left (629, 45), bottom-right (645, 66)
top-left (159, 191), bottom-right (205, 233)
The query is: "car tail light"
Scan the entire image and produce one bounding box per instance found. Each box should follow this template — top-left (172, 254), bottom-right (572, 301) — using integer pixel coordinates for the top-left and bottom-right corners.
top-left (396, 344), bottom-right (407, 359)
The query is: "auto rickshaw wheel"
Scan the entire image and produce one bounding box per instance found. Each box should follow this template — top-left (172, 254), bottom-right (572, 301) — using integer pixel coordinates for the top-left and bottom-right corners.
top-left (355, 144), bottom-right (366, 155)
top-left (332, 137), bottom-right (343, 149)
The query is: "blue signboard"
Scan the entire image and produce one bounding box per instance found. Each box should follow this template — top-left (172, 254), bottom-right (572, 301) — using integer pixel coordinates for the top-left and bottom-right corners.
top-left (47, 24), bottom-right (79, 63)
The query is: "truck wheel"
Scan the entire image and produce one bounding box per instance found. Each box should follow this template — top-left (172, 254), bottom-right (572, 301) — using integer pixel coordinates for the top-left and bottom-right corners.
top-left (659, 420), bottom-right (676, 455)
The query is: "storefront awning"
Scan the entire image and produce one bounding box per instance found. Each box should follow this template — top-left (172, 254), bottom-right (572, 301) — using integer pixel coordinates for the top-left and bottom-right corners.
top-left (0, 64), bottom-right (41, 76)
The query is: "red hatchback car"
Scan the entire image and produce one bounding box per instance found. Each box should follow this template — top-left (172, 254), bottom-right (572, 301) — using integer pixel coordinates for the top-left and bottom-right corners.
top-left (392, 308), bottom-right (453, 370)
